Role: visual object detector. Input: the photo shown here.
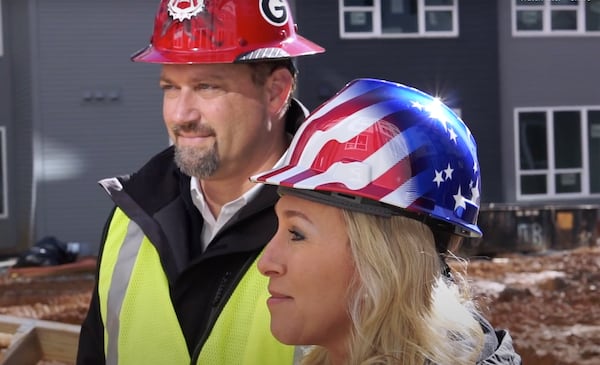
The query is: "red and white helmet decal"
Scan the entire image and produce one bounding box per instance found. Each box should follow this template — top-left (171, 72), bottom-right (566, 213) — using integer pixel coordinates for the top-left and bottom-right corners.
top-left (167, 0), bottom-right (206, 21)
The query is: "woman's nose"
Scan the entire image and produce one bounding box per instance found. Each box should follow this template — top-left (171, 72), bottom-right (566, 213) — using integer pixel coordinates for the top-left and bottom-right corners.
top-left (257, 234), bottom-right (285, 277)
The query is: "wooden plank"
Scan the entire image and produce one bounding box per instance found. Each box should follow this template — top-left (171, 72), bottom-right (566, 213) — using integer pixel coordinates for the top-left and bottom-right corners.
top-left (36, 324), bottom-right (80, 363)
top-left (1, 322), bottom-right (42, 365)
top-left (0, 315), bottom-right (80, 364)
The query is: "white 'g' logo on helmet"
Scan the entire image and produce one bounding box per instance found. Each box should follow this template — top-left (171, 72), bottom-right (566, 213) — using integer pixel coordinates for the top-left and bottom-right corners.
top-left (260, 0), bottom-right (288, 26)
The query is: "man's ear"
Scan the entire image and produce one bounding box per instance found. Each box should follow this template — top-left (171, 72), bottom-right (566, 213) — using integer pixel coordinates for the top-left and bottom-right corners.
top-left (267, 68), bottom-right (293, 117)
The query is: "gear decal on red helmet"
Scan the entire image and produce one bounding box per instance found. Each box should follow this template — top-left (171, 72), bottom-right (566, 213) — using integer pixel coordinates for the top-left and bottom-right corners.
top-left (167, 0), bottom-right (206, 21)
top-left (260, 0), bottom-right (288, 26)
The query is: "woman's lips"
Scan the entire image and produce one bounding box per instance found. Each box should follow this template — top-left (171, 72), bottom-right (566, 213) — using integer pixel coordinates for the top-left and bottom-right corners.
top-left (266, 289), bottom-right (293, 307)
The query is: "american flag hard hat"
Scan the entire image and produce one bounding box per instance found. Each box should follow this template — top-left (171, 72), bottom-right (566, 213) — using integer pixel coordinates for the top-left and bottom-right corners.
top-left (251, 78), bottom-right (482, 238)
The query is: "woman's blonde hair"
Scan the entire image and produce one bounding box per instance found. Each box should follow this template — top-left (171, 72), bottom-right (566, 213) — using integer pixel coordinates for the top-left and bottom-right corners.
top-left (301, 211), bottom-right (483, 365)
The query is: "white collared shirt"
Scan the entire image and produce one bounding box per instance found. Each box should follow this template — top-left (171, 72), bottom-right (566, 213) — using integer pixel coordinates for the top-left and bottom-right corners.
top-left (190, 155), bottom-right (285, 252)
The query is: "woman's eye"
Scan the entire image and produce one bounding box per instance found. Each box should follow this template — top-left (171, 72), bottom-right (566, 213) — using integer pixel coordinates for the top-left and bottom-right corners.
top-left (288, 229), bottom-right (305, 242)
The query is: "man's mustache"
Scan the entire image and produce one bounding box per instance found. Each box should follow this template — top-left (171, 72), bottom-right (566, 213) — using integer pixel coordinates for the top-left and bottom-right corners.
top-left (172, 123), bottom-right (215, 136)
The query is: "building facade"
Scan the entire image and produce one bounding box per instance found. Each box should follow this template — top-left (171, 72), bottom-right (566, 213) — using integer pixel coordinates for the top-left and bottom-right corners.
top-left (295, 0), bottom-right (600, 205)
top-left (1, 0), bottom-right (599, 255)
top-left (294, 0), bottom-right (600, 253)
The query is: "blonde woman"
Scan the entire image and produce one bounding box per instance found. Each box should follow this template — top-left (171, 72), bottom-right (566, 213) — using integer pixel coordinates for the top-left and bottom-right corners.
top-left (252, 79), bottom-right (521, 365)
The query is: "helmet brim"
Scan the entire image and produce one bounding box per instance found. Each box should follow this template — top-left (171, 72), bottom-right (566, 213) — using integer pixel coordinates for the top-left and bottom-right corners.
top-left (131, 35), bottom-right (325, 64)
top-left (251, 165), bottom-right (483, 239)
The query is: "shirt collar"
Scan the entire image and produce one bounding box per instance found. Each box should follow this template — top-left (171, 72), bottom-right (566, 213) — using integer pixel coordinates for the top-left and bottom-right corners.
top-left (189, 153), bottom-right (288, 219)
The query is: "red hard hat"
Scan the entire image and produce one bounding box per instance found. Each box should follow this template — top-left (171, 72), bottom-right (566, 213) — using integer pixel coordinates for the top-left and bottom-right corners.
top-left (132, 0), bottom-right (325, 64)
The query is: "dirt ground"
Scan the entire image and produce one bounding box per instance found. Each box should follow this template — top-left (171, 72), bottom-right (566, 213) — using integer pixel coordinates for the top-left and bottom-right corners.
top-left (0, 273), bottom-right (94, 325)
top-left (463, 245), bottom-right (600, 365)
top-left (1, 246), bottom-right (599, 364)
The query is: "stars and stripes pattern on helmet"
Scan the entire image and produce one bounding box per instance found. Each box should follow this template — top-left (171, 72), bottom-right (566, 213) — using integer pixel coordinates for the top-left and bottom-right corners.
top-left (252, 78), bottom-right (482, 238)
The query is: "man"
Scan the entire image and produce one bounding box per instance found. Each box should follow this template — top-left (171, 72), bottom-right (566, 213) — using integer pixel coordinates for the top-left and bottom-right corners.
top-left (76, 1), bottom-right (324, 364)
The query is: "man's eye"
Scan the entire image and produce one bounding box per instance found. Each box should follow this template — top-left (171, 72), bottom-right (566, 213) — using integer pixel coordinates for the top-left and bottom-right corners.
top-left (196, 84), bottom-right (216, 91)
top-left (195, 84), bottom-right (227, 98)
top-left (288, 229), bottom-right (305, 242)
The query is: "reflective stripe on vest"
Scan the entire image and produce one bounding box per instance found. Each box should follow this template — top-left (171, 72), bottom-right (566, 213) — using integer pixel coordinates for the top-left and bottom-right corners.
top-left (99, 208), bottom-right (190, 365)
top-left (99, 207), bottom-right (298, 365)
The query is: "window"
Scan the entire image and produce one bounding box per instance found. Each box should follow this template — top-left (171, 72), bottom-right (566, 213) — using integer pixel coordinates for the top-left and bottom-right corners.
top-left (513, 0), bottom-right (600, 36)
top-left (340, 0), bottom-right (459, 38)
top-left (0, 127), bottom-right (7, 218)
top-left (515, 107), bottom-right (600, 200)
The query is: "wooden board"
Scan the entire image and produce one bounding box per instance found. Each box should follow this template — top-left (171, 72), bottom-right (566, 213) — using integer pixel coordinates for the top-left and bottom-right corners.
top-left (0, 314), bottom-right (80, 365)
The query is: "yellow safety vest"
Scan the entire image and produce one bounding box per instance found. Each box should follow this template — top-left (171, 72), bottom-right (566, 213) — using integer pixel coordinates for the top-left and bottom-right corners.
top-left (98, 207), bottom-right (295, 364)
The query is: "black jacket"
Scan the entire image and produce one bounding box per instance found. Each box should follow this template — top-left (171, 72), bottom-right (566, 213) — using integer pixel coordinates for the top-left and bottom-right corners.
top-left (76, 100), bottom-right (308, 365)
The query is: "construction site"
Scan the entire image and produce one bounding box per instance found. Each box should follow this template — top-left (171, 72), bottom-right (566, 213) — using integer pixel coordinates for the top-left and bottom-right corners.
top-left (0, 234), bottom-right (599, 364)
top-left (1, 0), bottom-right (600, 364)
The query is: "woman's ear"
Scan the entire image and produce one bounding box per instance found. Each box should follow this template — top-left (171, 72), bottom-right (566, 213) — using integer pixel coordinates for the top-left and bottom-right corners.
top-left (266, 67), bottom-right (293, 117)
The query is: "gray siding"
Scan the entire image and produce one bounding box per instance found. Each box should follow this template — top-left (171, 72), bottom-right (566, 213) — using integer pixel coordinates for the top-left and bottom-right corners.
top-left (295, 0), bottom-right (503, 201)
top-left (498, 1), bottom-right (600, 203)
top-left (31, 0), bottom-right (166, 253)
top-left (0, 0), bottom-right (15, 252)
top-left (0, 0), bottom-right (170, 255)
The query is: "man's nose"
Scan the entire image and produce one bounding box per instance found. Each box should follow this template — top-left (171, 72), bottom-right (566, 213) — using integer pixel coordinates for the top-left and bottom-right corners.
top-left (171, 89), bottom-right (201, 124)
